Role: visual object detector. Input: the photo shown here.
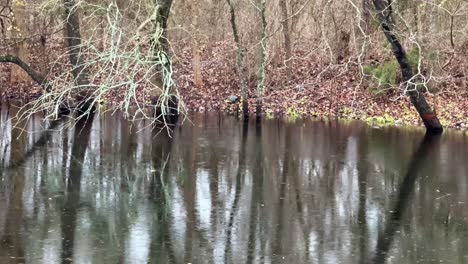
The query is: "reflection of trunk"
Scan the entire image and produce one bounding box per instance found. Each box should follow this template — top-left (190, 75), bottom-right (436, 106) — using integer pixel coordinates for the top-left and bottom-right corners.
top-left (119, 118), bottom-right (137, 192)
top-left (61, 122), bottom-right (69, 181)
top-left (246, 122), bottom-right (263, 264)
top-left (183, 122), bottom-right (197, 263)
top-left (357, 131), bottom-right (369, 263)
top-left (148, 124), bottom-right (176, 263)
top-left (272, 124), bottom-right (290, 258)
top-left (63, 0), bottom-right (94, 114)
top-left (372, 0), bottom-right (443, 134)
top-left (209, 140), bottom-right (220, 229)
top-left (226, 0), bottom-right (249, 120)
top-left (371, 134), bottom-right (441, 263)
top-left (61, 113), bottom-right (95, 264)
top-left (0, 116), bottom-right (27, 263)
top-left (224, 121), bottom-right (249, 263)
top-left (290, 134), bottom-right (309, 261)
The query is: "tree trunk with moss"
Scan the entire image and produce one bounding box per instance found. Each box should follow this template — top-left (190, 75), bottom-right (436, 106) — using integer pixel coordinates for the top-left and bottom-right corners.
top-left (373, 0), bottom-right (443, 134)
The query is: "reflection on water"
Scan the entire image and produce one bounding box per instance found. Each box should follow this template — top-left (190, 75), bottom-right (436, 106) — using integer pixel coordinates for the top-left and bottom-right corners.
top-left (1, 105), bottom-right (468, 264)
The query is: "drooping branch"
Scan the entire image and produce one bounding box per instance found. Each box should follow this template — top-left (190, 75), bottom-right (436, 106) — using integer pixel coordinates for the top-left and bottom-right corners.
top-left (0, 55), bottom-right (51, 91)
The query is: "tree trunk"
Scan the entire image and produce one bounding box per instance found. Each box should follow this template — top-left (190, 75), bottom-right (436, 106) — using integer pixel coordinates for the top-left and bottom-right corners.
top-left (190, 2), bottom-right (203, 87)
top-left (279, 0), bottom-right (292, 71)
top-left (151, 0), bottom-right (177, 116)
top-left (226, 0), bottom-right (249, 121)
top-left (372, 0), bottom-right (443, 134)
top-left (10, 0), bottom-right (30, 83)
top-left (256, 0), bottom-right (268, 121)
top-left (0, 110), bottom-right (26, 264)
top-left (63, 0), bottom-right (94, 114)
top-left (155, 0), bottom-right (172, 53)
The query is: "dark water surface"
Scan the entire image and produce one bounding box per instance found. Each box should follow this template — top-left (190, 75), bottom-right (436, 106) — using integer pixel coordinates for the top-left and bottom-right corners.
top-left (1, 105), bottom-right (468, 264)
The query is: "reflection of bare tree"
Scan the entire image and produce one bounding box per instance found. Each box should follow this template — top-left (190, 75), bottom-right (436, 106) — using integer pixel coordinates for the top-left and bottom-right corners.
top-left (225, 120), bottom-right (249, 263)
top-left (371, 134), bottom-right (441, 264)
top-left (60, 114), bottom-right (95, 264)
top-left (148, 123), bottom-right (177, 263)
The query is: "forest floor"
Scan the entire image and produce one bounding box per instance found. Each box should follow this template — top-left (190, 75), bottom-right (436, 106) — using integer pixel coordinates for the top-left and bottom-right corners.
top-left (1, 41), bottom-right (467, 129)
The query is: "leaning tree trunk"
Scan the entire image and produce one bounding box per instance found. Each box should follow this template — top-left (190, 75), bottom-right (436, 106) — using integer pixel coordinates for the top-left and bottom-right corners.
top-left (63, 0), bottom-right (94, 115)
top-left (373, 0), bottom-right (443, 134)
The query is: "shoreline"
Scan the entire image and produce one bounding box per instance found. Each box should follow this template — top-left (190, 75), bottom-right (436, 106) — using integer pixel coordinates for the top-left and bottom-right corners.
top-left (1, 96), bottom-right (467, 132)
top-left (1, 44), bottom-right (467, 130)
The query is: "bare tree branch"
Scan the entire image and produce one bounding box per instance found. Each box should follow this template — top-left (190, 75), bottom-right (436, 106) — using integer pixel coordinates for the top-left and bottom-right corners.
top-left (0, 54), bottom-right (51, 91)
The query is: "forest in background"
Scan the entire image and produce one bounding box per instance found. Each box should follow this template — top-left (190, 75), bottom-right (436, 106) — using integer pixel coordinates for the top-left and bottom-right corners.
top-left (0, 0), bottom-right (467, 129)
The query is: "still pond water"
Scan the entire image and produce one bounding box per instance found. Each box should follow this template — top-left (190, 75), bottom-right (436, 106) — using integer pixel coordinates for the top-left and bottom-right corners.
top-left (0, 105), bottom-right (468, 264)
